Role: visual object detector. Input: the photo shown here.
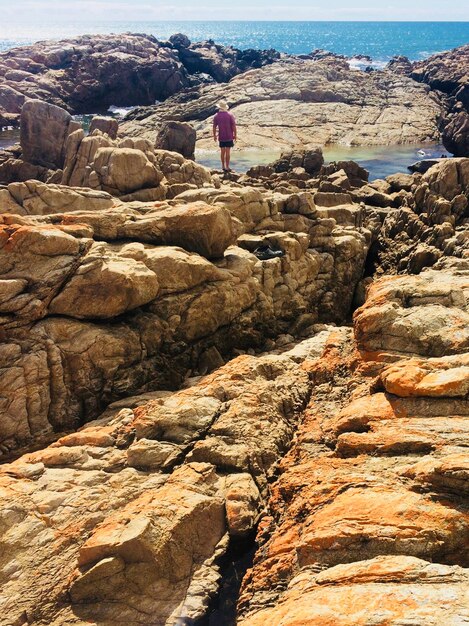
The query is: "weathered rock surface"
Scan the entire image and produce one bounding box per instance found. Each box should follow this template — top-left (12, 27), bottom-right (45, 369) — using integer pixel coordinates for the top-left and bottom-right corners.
top-left (237, 259), bottom-right (469, 625)
top-left (122, 57), bottom-right (443, 150)
top-left (174, 37), bottom-right (280, 83)
top-left (155, 120), bottom-right (196, 159)
top-left (1, 105), bottom-right (215, 193)
top-left (20, 99), bottom-right (79, 168)
top-left (1, 255), bottom-right (469, 624)
top-left (367, 158), bottom-right (469, 275)
top-left (0, 34), bottom-right (189, 121)
top-left (0, 336), bottom-right (329, 625)
top-left (410, 44), bottom-right (469, 156)
top-left (0, 33), bottom-right (280, 125)
top-left (1, 49), bottom-right (469, 623)
top-left (0, 168), bottom-right (373, 455)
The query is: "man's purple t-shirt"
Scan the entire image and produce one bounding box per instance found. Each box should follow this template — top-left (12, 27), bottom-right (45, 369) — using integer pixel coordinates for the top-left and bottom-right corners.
top-left (213, 111), bottom-right (236, 142)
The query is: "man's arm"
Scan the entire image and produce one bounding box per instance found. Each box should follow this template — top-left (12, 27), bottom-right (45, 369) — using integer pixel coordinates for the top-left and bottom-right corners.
top-left (213, 118), bottom-right (218, 142)
top-left (232, 117), bottom-right (237, 141)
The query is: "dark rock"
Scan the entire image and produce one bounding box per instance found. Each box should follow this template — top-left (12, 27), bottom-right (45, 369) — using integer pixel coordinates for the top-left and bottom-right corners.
top-left (169, 33), bottom-right (191, 49)
top-left (386, 55), bottom-right (413, 75)
top-left (442, 111), bottom-right (469, 157)
top-left (320, 160), bottom-right (369, 187)
top-left (409, 44), bottom-right (469, 156)
top-left (272, 148), bottom-right (324, 176)
top-left (408, 159), bottom-right (442, 174)
top-left (0, 33), bottom-right (190, 116)
top-left (155, 120), bottom-right (197, 159)
top-left (245, 165), bottom-right (275, 178)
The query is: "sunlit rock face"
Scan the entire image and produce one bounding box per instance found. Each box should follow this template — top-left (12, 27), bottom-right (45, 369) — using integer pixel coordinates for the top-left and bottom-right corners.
top-left (0, 141), bottom-right (376, 456)
top-left (122, 57), bottom-right (443, 150)
top-left (0, 39), bottom-right (468, 623)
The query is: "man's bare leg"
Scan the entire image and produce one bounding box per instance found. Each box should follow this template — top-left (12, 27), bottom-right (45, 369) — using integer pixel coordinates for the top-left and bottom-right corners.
top-left (226, 147), bottom-right (231, 171)
top-left (220, 147), bottom-right (227, 170)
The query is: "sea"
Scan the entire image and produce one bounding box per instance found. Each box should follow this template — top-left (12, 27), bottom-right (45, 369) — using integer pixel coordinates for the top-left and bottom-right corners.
top-left (1, 21), bottom-right (469, 61)
top-left (0, 21), bottom-right (468, 179)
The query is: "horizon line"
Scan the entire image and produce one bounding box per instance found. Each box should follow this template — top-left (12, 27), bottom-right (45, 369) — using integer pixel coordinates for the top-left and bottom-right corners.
top-left (3, 19), bottom-right (469, 24)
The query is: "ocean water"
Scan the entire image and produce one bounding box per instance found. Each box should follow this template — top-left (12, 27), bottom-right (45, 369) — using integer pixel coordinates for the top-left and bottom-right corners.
top-left (0, 21), bottom-right (469, 61)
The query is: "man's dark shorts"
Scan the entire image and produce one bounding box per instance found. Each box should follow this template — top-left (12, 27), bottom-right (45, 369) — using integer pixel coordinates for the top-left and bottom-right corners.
top-left (219, 140), bottom-right (234, 148)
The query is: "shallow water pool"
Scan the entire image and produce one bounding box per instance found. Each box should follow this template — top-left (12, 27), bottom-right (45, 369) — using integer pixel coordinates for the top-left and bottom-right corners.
top-left (0, 125), bottom-right (450, 182)
top-left (197, 143), bottom-right (451, 181)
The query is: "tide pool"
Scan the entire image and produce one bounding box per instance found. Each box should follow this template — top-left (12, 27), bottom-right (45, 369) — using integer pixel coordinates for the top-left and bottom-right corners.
top-left (197, 143), bottom-right (450, 180)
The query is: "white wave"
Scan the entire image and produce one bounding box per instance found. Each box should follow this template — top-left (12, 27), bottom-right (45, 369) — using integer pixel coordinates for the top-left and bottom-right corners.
top-left (348, 57), bottom-right (388, 72)
top-left (107, 105), bottom-right (137, 118)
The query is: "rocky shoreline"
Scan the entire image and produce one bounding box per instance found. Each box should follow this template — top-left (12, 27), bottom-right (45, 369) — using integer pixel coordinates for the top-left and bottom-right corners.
top-left (0, 30), bottom-right (468, 626)
top-left (1, 34), bottom-right (468, 156)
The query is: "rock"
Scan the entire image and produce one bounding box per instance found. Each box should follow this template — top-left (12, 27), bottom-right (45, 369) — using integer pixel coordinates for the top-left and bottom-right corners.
top-left (409, 158), bottom-right (444, 174)
top-left (314, 191), bottom-right (352, 207)
top-left (48, 242), bottom-right (160, 319)
top-left (271, 148), bottom-right (324, 175)
top-left (0, 33), bottom-right (190, 115)
top-left (3, 180), bottom-right (114, 215)
top-left (386, 54), bottom-right (414, 74)
top-left (224, 473), bottom-right (261, 536)
top-left (127, 438), bottom-right (183, 469)
top-left (245, 164), bottom-right (275, 179)
top-left (89, 115), bottom-right (119, 139)
top-left (239, 557), bottom-right (469, 626)
top-left (410, 44), bottom-right (469, 99)
top-left (121, 58), bottom-right (443, 150)
top-left (0, 180), bottom-right (371, 453)
top-left (20, 99), bottom-right (75, 168)
top-left (0, 339), bottom-right (326, 624)
top-left (0, 33), bottom-right (281, 125)
top-left (155, 120), bottom-right (197, 159)
top-left (90, 147), bottom-right (163, 195)
top-left (403, 455), bottom-right (469, 495)
top-left (379, 353), bottom-right (469, 398)
top-left (237, 262), bottom-right (469, 623)
top-left (386, 171), bottom-right (415, 192)
top-left (177, 39), bottom-right (280, 83)
top-left (55, 127), bottom-right (215, 198)
top-left (154, 149), bottom-right (213, 186)
top-left (320, 160), bottom-right (369, 186)
top-left (1, 169), bottom-right (469, 626)
top-left (169, 33), bottom-right (192, 49)
top-left (410, 45), bottom-right (469, 156)
top-left (442, 111), bottom-right (469, 157)
top-left (354, 267), bottom-right (469, 358)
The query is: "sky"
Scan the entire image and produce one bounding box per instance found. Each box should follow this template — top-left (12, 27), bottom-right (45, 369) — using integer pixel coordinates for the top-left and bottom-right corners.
top-left (1, 0), bottom-right (469, 23)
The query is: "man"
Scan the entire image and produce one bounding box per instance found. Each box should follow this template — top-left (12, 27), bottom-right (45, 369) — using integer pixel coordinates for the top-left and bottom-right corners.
top-left (213, 100), bottom-right (237, 172)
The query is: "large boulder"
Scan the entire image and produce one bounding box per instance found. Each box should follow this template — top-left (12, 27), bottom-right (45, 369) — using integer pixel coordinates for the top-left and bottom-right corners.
top-left (89, 147), bottom-right (164, 195)
top-left (442, 111), bottom-right (469, 157)
top-left (155, 120), bottom-right (197, 159)
top-left (2, 180), bottom-right (114, 215)
top-left (176, 39), bottom-right (279, 83)
top-left (20, 99), bottom-right (77, 168)
top-left (410, 45), bottom-right (469, 157)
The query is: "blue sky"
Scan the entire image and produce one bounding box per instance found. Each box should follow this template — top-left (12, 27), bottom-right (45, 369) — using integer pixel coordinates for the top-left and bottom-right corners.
top-left (1, 0), bottom-right (469, 22)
